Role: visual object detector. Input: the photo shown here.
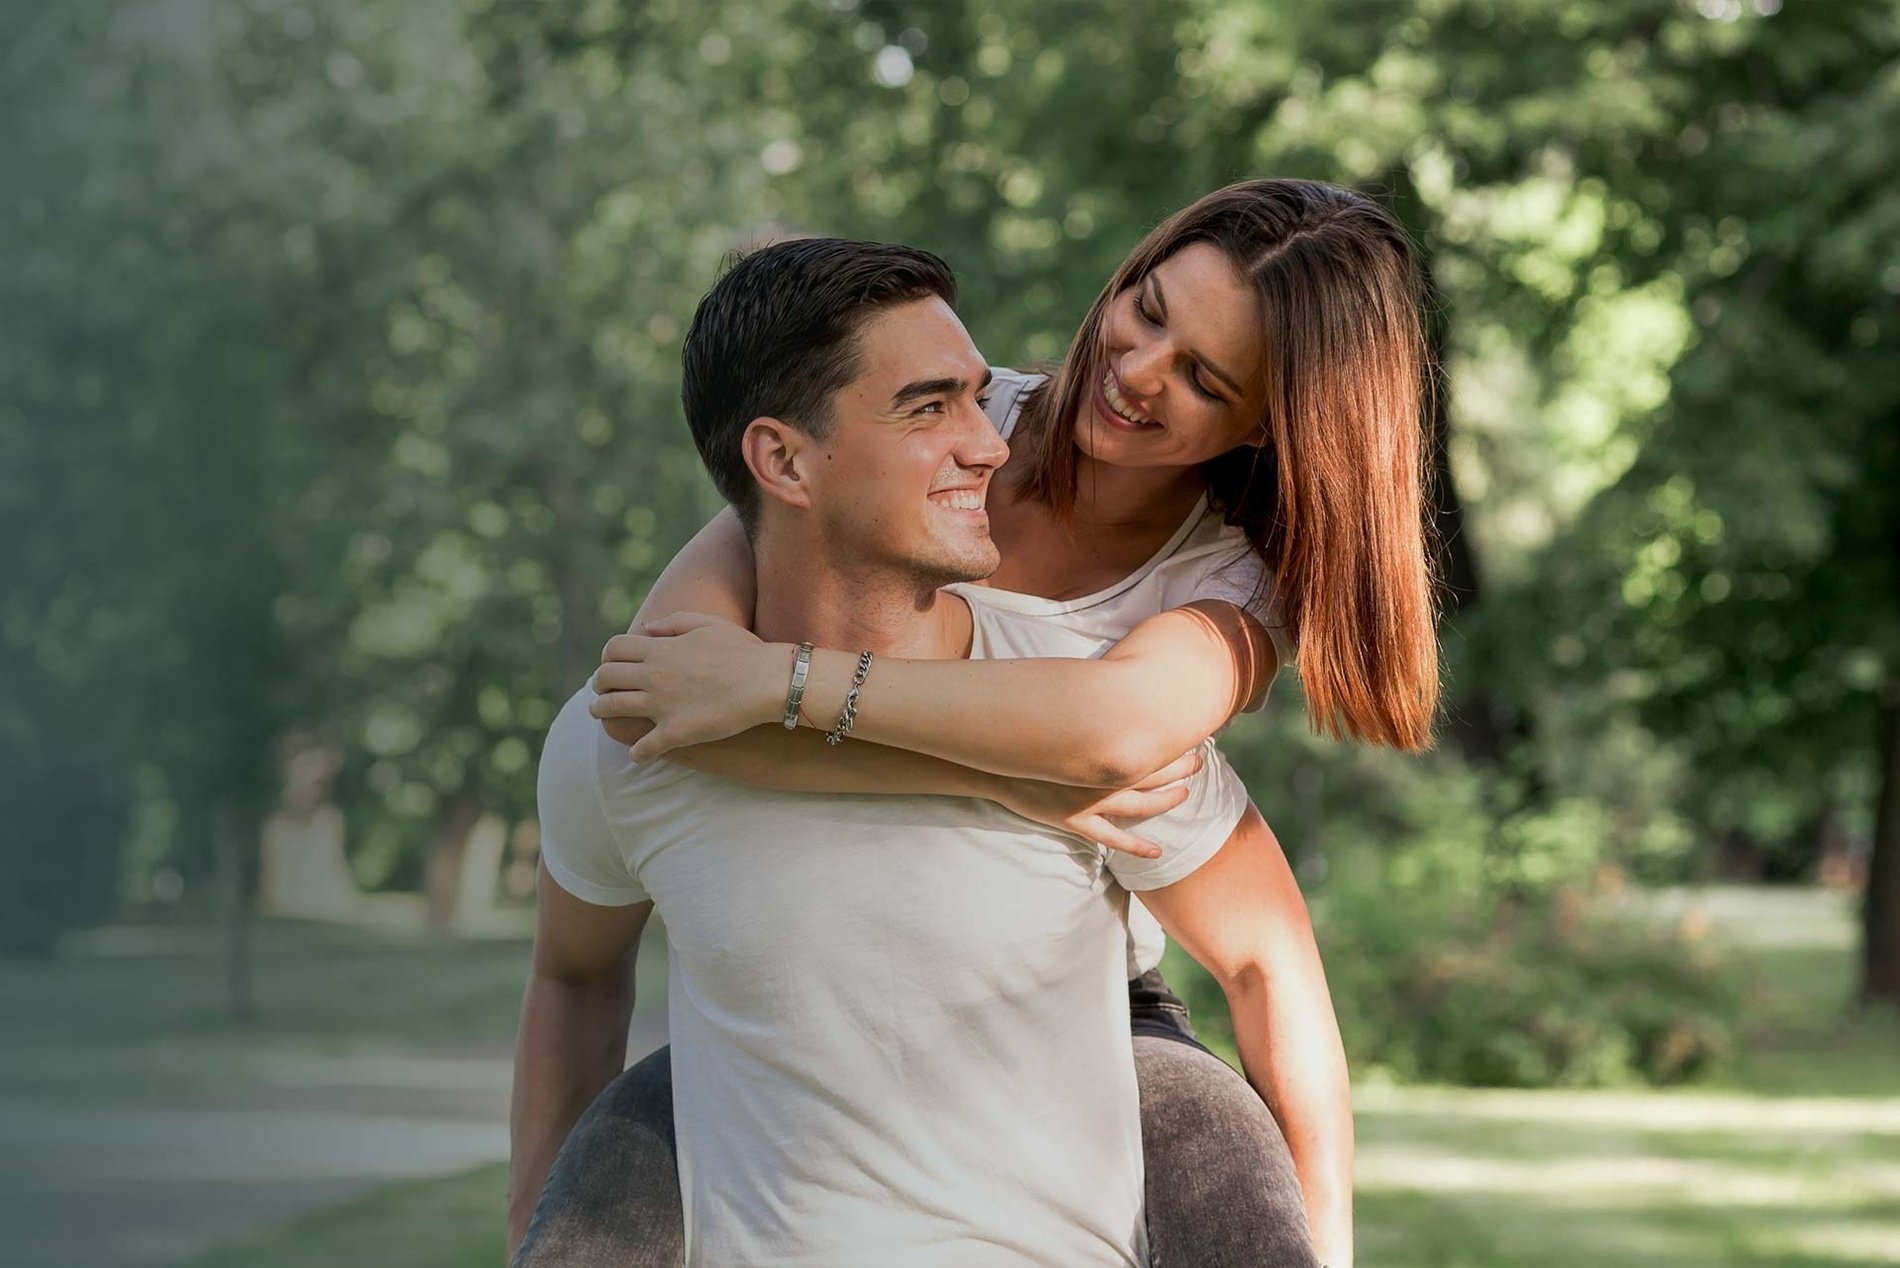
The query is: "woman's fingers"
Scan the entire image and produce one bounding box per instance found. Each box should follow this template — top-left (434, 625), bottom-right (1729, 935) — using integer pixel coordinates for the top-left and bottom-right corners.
top-left (601, 716), bottom-right (652, 748)
top-left (638, 611), bottom-right (734, 638)
top-left (591, 660), bottom-right (650, 695)
top-left (588, 689), bottom-right (652, 719)
top-left (628, 724), bottom-right (677, 765)
top-left (1082, 817), bottom-right (1164, 859)
top-left (600, 632), bottom-right (654, 663)
top-left (1132, 748), bottom-right (1203, 790)
top-left (1095, 783), bottom-right (1192, 820)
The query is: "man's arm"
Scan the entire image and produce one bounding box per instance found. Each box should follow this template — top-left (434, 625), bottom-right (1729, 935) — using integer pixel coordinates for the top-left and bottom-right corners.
top-left (507, 862), bottom-right (653, 1257)
top-left (1136, 805), bottom-right (1353, 1268)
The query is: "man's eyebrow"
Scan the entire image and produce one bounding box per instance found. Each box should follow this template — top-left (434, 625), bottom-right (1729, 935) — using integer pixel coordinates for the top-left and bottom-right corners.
top-left (1151, 275), bottom-right (1245, 399)
top-left (891, 367), bottom-right (992, 409)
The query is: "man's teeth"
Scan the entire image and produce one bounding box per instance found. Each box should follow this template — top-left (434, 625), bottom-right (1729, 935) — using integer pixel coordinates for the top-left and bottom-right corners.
top-left (1102, 371), bottom-right (1157, 426)
top-left (931, 489), bottom-right (985, 510)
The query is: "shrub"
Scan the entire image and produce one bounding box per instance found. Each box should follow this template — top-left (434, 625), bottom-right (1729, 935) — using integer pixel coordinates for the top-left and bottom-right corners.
top-left (1312, 852), bottom-right (1738, 1088)
top-left (1165, 765), bottom-right (1740, 1089)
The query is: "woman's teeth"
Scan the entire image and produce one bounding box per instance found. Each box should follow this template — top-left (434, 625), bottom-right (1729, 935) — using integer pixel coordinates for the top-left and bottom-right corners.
top-left (930, 489), bottom-right (985, 510)
top-left (1101, 371), bottom-right (1158, 426)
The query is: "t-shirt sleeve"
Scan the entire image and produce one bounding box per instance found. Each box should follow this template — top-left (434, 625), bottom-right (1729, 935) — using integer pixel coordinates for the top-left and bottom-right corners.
top-left (982, 366), bottom-right (1046, 442)
top-left (1188, 544), bottom-right (1295, 706)
top-left (1103, 739), bottom-right (1248, 892)
top-left (536, 687), bottom-right (650, 907)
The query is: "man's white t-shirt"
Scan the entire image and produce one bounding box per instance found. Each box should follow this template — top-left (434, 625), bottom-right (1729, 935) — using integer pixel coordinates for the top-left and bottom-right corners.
top-left (976, 367), bottom-right (1289, 975)
top-left (537, 603), bottom-right (1247, 1264)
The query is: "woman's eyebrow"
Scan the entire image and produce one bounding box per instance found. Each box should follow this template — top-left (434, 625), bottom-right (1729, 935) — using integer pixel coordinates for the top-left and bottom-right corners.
top-left (1152, 276), bottom-right (1245, 398)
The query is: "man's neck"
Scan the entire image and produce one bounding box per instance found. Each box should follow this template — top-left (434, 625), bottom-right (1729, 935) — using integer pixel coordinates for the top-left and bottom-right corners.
top-left (751, 534), bottom-right (969, 659)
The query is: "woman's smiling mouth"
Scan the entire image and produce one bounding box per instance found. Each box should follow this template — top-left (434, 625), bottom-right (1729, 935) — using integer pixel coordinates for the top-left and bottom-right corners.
top-left (1097, 369), bottom-right (1161, 431)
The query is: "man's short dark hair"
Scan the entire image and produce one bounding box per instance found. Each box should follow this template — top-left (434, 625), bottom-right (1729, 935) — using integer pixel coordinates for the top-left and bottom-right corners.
top-left (680, 238), bottom-right (959, 531)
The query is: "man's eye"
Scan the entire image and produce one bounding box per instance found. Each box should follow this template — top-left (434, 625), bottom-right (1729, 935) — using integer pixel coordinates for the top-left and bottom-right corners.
top-left (976, 395), bottom-right (993, 411)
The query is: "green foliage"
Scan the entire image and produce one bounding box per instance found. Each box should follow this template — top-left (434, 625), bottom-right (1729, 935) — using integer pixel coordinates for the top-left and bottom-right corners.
top-left (7, 0), bottom-right (1897, 1016)
top-left (1319, 864), bottom-right (1738, 1088)
top-left (1183, 744), bottom-right (1737, 1088)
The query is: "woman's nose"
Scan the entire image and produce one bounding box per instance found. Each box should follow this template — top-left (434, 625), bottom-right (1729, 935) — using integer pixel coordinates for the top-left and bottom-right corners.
top-left (1118, 340), bottom-right (1169, 397)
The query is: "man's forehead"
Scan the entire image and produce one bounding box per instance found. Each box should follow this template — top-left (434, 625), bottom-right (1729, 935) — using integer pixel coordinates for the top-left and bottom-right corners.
top-left (848, 298), bottom-right (986, 395)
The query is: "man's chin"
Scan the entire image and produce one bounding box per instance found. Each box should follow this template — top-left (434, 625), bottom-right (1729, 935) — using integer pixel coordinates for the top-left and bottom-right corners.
top-left (916, 541), bottom-right (1001, 588)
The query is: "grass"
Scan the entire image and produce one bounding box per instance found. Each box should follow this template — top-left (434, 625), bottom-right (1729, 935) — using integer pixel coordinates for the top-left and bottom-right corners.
top-left (1342, 886), bottom-right (1900, 1268)
top-left (44, 888), bottom-right (1898, 1268)
top-left (185, 1163), bottom-right (507, 1268)
top-left (0, 914), bottom-right (667, 1106)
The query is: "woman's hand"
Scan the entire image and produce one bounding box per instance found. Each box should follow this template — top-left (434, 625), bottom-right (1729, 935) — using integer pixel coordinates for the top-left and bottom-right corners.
top-left (987, 749), bottom-right (1205, 859)
top-left (589, 613), bottom-right (793, 762)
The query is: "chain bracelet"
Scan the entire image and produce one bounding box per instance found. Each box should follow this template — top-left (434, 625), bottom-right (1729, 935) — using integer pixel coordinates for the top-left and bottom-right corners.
top-left (825, 650), bottom-right (874, 746)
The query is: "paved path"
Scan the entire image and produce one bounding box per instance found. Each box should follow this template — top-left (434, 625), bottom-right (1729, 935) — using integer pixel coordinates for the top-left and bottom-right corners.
top-left (2, 1014), bottom-right (668, 1268)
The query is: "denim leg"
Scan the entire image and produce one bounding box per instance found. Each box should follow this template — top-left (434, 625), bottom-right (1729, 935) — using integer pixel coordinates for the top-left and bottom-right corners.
top-left (513, 1044), bottom-right (684, 1268)
top-left (1135, 1034), bottom-right (1320, 1268)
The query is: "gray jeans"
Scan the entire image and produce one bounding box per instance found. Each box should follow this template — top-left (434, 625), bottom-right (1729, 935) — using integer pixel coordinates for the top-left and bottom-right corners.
top-left (516, 977), bottom-right (1318, 1267)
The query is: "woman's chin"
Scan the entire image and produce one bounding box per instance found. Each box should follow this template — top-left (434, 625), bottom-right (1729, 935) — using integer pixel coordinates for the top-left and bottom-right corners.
top-left (1076, 418), bottom-right (1155, 469)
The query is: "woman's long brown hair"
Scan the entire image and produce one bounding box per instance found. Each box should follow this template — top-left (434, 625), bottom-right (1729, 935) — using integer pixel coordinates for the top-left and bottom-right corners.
top-left (1014, 179), bottom-right (1440, 751)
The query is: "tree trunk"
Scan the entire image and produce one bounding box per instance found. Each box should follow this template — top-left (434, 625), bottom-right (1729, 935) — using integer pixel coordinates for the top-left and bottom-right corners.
top-left (1861, 682), bottom-right (1900, 1006)
top-left (1412, 238), bottom-right (1528, 766)
top-left (213, 801), bottom-right (254, 1022)
top-left (424, 794), bottom-right (485, 929)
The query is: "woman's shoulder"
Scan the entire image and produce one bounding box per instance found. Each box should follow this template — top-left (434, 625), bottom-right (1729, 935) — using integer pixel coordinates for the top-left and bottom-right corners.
top-left (1158, 514), bottom-right (1295, 662)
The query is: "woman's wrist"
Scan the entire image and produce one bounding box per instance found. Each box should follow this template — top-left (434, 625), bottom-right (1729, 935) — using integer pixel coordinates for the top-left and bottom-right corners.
top-left (762, 642), bottom-right (804, 729)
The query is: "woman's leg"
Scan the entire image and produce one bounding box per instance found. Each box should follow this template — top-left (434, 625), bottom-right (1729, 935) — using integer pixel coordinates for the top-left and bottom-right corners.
top-left (1131, 972), bottom-right (1319, 1268)
top-left (512, 1044), bottom-right (684, 1268)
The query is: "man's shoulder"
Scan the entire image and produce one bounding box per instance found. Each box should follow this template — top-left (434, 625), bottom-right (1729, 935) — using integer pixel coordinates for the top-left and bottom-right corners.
top-left (542, 684), bottom-right (695, 802)
top-left (949, 584), bottom-right (1109, 661)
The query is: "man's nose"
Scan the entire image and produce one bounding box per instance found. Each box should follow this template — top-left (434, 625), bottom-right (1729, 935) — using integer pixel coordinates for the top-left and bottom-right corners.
top-left (959, 405), bottom-right (1010, 469)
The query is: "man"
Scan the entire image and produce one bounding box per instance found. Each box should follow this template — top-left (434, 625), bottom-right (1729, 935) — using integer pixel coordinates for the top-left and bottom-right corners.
top-left (510, 239), bottom-right (1343, 1265)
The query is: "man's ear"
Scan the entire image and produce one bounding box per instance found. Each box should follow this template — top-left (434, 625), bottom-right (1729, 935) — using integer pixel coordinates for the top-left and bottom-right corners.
top-left (741, 417), bottom-right (814, 514)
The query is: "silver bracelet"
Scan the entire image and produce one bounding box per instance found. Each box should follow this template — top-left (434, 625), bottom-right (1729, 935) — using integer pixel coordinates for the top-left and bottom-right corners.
top-left (825, 650), bottom-right (874, 746)
top-left (781, 643), bottom-right (814, 730)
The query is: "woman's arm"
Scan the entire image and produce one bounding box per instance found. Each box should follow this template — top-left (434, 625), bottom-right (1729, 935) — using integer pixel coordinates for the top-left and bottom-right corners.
top-left (659, 727), bottom-right (1203, 859)
top-left (1138, 804), bottom-right (1354, 1268)
top-left (598, 601), bottom-right (1276, 787)
top-left (801, 600), bottom-right (1276, 785)
top-left (599, 508), bottom-right (755, 748)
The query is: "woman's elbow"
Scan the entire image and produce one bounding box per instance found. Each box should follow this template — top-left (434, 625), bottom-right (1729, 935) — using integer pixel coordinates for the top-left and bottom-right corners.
top-left (1071, 735), bottom-right (1173, 789)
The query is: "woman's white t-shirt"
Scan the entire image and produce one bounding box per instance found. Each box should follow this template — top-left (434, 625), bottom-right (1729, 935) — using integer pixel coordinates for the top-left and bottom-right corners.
top-left (965, 368), bottom-right (1290, 976)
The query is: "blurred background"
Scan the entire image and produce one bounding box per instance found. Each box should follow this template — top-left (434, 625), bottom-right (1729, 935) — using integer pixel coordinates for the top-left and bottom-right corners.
top-left (3, 0), bottom-right (1897, 1264)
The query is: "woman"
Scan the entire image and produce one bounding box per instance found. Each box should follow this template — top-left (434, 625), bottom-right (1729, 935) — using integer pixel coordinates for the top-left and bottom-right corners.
top-left (536, 179), bottom-right (1436, 1268)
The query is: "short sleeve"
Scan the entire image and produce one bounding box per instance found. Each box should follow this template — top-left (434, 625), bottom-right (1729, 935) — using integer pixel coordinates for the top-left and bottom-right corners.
top-left (982, 367), bottom-right (1046, 442)
top-left (1103, 739), bottom-right (1248, 892)
top-left (1190, 544), bottom-right (1295, 689)
top-left (536, 687), bottom-right (650, 907)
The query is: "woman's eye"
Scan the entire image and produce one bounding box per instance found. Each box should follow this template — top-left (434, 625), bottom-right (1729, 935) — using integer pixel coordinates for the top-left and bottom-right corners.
top-left (1134, 293), bottom-right (1158, 325)
top-left (1188, 372), bottom-right (1220, 401)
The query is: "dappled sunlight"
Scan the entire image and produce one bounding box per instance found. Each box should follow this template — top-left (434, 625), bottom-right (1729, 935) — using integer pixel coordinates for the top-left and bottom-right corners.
top-left (1356, 1078), bottom-right (1900, 1268)
top-left (1358, 1084), bottom-right (1900, 1136)
top-left (1357, 1139), bottom-right (1900, 1206)
top-left (1784, 1222), bottom-right (1900, 1264)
